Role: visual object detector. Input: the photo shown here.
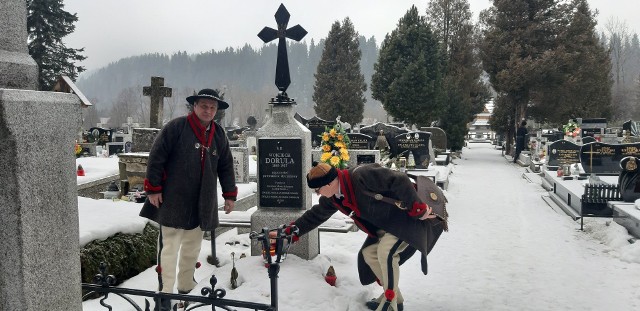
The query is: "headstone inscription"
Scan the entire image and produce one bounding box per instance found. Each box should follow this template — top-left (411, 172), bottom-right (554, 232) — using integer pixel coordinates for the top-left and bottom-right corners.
top-left (360, 122), bottom-right (408, 158)
top-left (395, 131), bottom-right (432, 168)
top-left (253, 4), bottom-right (317, 260)
top-left (231, 147), bottom-right (250, 183)
top-left (617, 156), bottom-right (640, 202)
top-left (305, 116), bottom-right (335, 148)
top-left (142, 76), bottom-right (172, 129)
top-left (420, 127), bottom-right (447, 150)
top-left (346, 133), bottom-right (374, 150)
top-left (547, 140), bottom-right (581, 167)
top-left (579, 142), bottom-right (640, 174)
top-left (357, 154), bottom-right (376, 165)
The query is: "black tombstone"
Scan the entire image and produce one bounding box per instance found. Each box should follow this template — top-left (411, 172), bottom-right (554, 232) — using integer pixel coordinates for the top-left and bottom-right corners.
top-left (580, 118), bottom-right (606, 138)
top-left (622, 120), bottom-right (639, 136)
top-left (395, 131), bottom-right (432, 168)
top-left (547, 140), bottom-right (581, 167)
top-left (542, 129), bottom-right (564, 143)
top-left (305, 116), bottom-right (335, 148)
top-left (88, 127), bottom-right (113, 146)
top-left (360, 122), bottom-right (408, 158)
top-left (420, 127), bottom-right (447, 150)
top-left (294, 112), bottom-right (308, 126)
top-left (618, 156), bottom-right (640, 202)
top-left (580, 142), bottom-right (640, 174)
top-left (356, 154), bottom-right (376, 165)
top-left (346, 133), bottom-right (374, 150)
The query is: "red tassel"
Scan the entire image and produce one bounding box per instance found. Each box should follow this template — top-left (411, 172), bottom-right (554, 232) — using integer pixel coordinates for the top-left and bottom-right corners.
top-left (384, 289), bottom-right (395, 301)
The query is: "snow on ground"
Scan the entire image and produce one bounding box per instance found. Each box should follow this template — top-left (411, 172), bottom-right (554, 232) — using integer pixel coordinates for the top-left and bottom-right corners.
top-left (80, 144), bottom-right (640, 311)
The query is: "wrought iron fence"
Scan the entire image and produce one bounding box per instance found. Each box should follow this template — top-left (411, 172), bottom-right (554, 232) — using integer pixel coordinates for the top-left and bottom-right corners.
top-left (82, 227), bottom-right (295, 311)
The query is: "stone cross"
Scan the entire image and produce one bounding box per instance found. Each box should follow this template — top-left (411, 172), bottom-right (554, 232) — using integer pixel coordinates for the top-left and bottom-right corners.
top-left (257, 4), bottom-right (307, 98)
top-left (0, 0), bottom-right (39, 89)
top-left (143, 76), bottom-right (172, 129)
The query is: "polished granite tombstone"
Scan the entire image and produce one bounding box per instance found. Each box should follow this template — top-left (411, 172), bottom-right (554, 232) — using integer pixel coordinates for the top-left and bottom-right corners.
top-left (547, 140), bottom-right (581, 167)
top-left (580, 142), bottom-right (640, 174)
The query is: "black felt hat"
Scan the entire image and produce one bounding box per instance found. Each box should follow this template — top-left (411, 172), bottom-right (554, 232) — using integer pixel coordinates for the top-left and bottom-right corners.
top-left (186, 88), bottom-right (229, 109)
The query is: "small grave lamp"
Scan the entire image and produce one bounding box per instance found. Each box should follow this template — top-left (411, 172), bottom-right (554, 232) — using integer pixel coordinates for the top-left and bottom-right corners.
top-left (77, 164), bottom-right (85, 176)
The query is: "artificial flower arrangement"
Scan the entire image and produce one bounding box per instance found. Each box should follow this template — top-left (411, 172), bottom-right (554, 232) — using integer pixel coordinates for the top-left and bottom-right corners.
top-left (319, 123), bottom-right (351, 168)
top-left (563, 120), bottom-right (580, 137)
top-left (74, 143), bottom-right (83, 157)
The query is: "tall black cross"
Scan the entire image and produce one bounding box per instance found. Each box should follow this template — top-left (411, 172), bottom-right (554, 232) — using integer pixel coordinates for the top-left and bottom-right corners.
top-left (258, 4), bottom-right (307, 99)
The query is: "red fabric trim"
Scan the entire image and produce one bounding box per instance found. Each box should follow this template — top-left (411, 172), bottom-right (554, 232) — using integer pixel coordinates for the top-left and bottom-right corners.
top-left (285, 222), bottom-right (300, 242)
top-left (222, 186), bottom-right (238, 198)
top-left (144, 178), bottom-right (162, 192)
top-left (409, 202), bottom-right (428, 218)
top-left (338, 170), bottom-right (361, 217)
top-left (187, 113), bottom-right (216, 172)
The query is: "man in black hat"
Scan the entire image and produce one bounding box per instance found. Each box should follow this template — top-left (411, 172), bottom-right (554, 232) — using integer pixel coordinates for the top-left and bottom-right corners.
top-left (140, 88), bottom-right (236, 311)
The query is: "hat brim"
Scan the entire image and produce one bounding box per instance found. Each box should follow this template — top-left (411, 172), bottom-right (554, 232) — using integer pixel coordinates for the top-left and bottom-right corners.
top-left (186, 95), bottom-right (229, 110)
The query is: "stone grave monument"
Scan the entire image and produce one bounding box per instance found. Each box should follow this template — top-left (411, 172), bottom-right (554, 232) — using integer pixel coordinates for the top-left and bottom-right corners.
top-left (143, 76), bottom-right (172, 129)
top-left (395, 131), bottom-right (432, 169)
top-left (0, 0), bottom-right (82, 309)
top-left (546, 140), bottom-right (581, 168)
top-left (579, 142), bottom-right (640, 175)
top-left (251, 4), bottom-right (318, 259)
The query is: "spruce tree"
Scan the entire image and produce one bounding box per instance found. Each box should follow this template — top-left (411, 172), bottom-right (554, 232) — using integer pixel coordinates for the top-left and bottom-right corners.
top-left (27, 0), bottom-right (86, 90)
top-left (426, 0), bottom-right (489, 150)
top-left (312, 18), bottom-right (367, 125)
top-left (371, 6), bottom-right (443, 127)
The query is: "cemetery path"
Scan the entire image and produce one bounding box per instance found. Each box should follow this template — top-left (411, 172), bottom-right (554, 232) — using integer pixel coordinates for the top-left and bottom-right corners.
top-left (397, 143), bottom-right (640, 311)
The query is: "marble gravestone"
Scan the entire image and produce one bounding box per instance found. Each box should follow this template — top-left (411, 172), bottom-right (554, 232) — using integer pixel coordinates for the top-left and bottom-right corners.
top-left (305, 115), bottom-right (335, 148)
top-left (360, 122), bottom-right (408, 158)
top-left (395, 131), bottom-right (432, 169)
top-left (346, 132), bottom-right (374, 150)
top-left (421, 127), bottom-right (447, 151)
top-left (617, 156), bottom-right (640, 202)
top-left (231, 147), bottom-right (250, 183)
top-left (1, 0), bottom-right (82, 309)
top-left (579, 142), bottom-right (640, 174)
top-left (547, 140), bottom-right (581, 167)
top-left (252, 4), bottom-right (318, 260)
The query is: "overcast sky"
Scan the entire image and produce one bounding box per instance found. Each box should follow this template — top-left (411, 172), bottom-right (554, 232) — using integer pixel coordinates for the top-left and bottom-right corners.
top-left (62, 0), bottom-right (640, 74)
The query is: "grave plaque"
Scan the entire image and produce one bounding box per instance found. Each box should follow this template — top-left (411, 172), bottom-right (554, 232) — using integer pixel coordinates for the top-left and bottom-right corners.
top-left (305, 116), bottom-right (335, 148)
top-left (547, 140), bottom-right (581, 167)
top-left (357, 154), bottom-right (376, 165)
top-left (395, 131), bottom-right (432, 168)
top-left (579, 142), bottom-right (640, 174)
top-left (346, 133), bottom-right (373, 150)
top-left (258, 138), bottom-right (302, 208)
top-left (107, 142), bottom-right (125, 155)
top-left (231, 147), bottom-right (249, 183)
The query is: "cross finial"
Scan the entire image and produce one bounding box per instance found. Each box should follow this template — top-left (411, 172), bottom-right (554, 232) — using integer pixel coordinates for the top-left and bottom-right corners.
top-left (258, 4), bottom-right (307, 103)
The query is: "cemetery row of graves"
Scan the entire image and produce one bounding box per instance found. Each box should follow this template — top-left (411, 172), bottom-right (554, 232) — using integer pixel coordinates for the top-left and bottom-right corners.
top-left (512, 118), bottom-right (640, 238)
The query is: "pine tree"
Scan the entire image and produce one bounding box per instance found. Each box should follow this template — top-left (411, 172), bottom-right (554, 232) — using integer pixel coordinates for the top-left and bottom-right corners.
top-left (530, 0), bottom-right (612, 123)
top-left (426, 0), bottom-right (489, 150)
top-left (27, 0), bottom-right (86, 90)
top-left (479, 0), bottom-right (560, 153)
top-left (371, 6), bottom-right (443, 127)
top-left (312, 18), bottom-right (367, 125)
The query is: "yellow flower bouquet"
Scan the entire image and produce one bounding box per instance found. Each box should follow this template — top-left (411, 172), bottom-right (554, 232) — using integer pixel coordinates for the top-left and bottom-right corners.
top-left (319, 124), bottom-right (351, 169)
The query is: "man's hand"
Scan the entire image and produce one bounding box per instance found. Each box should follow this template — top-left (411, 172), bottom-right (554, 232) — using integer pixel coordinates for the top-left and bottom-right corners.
top-left (148, 193), bottom-right (163, 208)
top-left (419, 204), bottom-right (437, 220)
top-left (223, 199), bottom-right (235, 214)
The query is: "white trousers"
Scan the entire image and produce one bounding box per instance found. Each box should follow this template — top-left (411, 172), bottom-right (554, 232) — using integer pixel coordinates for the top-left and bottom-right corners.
top-left (361, 231), bottom-right (409, 311)
top-left (157, 226), bottom-right (203, 293)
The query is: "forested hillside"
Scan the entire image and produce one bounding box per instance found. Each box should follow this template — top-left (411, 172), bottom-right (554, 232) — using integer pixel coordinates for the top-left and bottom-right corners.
top-left (77, 37), bottom-right (383, 128)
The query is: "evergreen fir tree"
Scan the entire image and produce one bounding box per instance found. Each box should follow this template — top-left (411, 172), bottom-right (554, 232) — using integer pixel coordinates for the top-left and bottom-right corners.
top-left (27, 0), bottom-right (86, 91)
top-left (312, 18), bottom-right (367, 125)
top-left (371, 5), bottom-right (443, 127)
top-left (427, 0), bottom-right (489, 150)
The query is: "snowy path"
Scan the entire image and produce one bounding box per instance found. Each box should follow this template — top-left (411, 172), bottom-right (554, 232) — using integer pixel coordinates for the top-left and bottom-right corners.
top-left (400, 143), bottom-right (640, 311)
top-left (82, 143), bottom-right (640, 311)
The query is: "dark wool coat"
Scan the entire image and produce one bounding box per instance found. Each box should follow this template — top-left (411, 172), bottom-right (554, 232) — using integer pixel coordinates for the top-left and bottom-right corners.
top-left (293, 163), bottom-right (441, 285)
top-left (139, 114), bottom-right (237, 231)
top-left (515, 126), bottom-right (528, 151)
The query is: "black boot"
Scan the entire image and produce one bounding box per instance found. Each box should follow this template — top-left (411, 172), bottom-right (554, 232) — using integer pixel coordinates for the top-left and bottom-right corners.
top-left (365, 298), bottom-right (404, 311)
